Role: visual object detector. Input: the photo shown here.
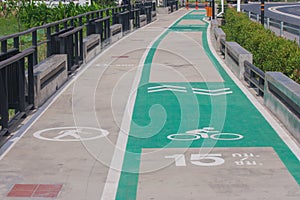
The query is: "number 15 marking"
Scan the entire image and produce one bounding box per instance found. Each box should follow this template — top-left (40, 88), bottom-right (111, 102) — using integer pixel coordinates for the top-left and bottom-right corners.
top-left (165, 154), bottom-right (225, 167)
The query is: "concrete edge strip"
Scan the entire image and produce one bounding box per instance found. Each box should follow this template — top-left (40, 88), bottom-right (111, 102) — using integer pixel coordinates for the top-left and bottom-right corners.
top-left (204, 18), bottom-right (300, 161)
top-left (268, 4), bottom-right (300, 20)
top-left (0, 19), bottom-right (164, 160)
top-left (101, 10), bottom-right (190, 200)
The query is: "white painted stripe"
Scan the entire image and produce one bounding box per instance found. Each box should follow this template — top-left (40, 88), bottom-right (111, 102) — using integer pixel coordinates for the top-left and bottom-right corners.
top-left (148, 85), bottom-right (187, 90)
top-left (193, 91), bottom-right (233, 96)
top-left (101, 10), bottom-right (191, 200)
top-left (269, 5), bottom-right (300, 20)
top-left (192, 87), bottom-right (231, 92)
top-left (205, 18), bottom-right (300, 161)
top-left (148, 88), bottom-right (187, 93)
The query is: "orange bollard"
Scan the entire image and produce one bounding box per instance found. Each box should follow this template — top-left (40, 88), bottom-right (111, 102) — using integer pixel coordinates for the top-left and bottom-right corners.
top-left (207, 7), bottom-right (212, 17)
top-left (204, 2), bottom-right (208, 15)
top-left (196, 1), bottom-right (198, 10)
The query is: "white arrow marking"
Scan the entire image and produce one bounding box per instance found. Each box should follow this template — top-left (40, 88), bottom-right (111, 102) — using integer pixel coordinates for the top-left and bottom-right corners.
top-left (193, 91), bottom-right (233, 96)
top-left (148, 85), bottom-right (186, 90)
top-left (192, 87), bottom-right (231, 92)
top-left (148, 88), bottom-right (187, 93)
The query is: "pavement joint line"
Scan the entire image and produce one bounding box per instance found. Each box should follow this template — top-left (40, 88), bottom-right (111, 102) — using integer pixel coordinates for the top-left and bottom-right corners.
top-left (205, 18), bottom-right (300, 161)
top-left (0, 16), bottom-right (164, 161)
top-left (101, 10), bottom-right (191, 200)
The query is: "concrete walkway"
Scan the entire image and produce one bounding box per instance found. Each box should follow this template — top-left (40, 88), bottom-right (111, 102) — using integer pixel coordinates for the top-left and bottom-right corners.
top-left (0, 9), bottom-right (299, 200)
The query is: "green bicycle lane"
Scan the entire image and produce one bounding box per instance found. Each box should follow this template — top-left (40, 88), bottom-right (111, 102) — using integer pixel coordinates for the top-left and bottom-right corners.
top-left (116, 10), bottom-right (300, 199)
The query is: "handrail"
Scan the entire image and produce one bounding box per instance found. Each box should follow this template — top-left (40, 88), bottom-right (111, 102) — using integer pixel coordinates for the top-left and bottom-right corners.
top-left (0, 48), bottom-right (35, 69)
top-left (0, 5), bottom-right (128, 42)
top-left (58, 26), bottom-right (83, 38)
top-left (244, 60), bottom-right (265, 96)
top-left (95, 16), bottom-right (111, 23)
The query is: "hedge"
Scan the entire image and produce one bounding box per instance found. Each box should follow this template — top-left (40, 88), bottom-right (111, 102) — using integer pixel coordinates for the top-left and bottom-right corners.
top-left (222, 8), bottom-right (300, 83)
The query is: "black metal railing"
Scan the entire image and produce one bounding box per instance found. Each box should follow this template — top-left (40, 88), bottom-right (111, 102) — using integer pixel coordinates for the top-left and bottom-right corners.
top-left (118, 11), bottom-right (131, 34)
top-left (227, 49), bottom-right (239, 66)
top-left (131, 8), bottom-right (141, 29)
top-left (59, 26), bottom-right (84, 73)
top-left (94, 16), bottom-right (111, 45)
top-left (168, 0), bottom-right (179, 12)
top-left (244, 60), bottom-right (265, 96)
top-left (144, 6), bottom-right (152, 24)
top-left (220, 38), bottom-right (226, 56)
top-left (0, 2), bottom-right (157, 136)
top-left (0, 48), bottom-right (35, 136)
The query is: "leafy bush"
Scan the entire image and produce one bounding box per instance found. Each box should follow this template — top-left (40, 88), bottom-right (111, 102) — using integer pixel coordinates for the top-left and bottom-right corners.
top-left (17, 1), bottom-right (108, 28)
top-left (222, 8), bottom-right (300, 83)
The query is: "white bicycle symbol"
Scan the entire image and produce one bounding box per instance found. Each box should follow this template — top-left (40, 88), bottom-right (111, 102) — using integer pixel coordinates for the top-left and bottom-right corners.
top-left (167, 127), bottom-right (243, 141)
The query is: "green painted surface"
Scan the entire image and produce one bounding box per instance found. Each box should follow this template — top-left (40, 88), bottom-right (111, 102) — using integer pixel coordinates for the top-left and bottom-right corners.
top-left (116, 11), bottom-right (300, 199)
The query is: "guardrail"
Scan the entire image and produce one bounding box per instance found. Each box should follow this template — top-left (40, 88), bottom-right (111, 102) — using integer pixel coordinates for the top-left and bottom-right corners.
top-left (59, 26), bottom-right (84, 73)
top-left (157, 0), bottom-right (178, 14)
top-left (0, 2), bottom-right (158, 136)
top-left (243, 10), bottom-right (300, 45)
top-left (0, 48), bottom-right (35, 136)
top-left (244, 60), bottom-right (265, 96)
top-left (211, 23), bottom-right (300, 142)
top-left (220, 38), bottom-right (226, 56)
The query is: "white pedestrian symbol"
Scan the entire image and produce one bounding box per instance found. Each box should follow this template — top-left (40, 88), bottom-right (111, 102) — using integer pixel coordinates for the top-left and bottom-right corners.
top-left (54, 130), bottom-right (83, 140)
top-left (33, 127), bottom-right (109, 142)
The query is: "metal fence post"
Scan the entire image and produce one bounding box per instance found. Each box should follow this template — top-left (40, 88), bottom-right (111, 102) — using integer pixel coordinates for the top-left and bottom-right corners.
top-left (13, 37), bottom-right (19, 50)
top-left (32, 30), bottom-right (38, 65)
top-left (1, 40), bottom-right (7, 54)
top-left (266, 18), bottom-right (270, 29)
top-left (18, 58), bottom-right (26, 113)
top-left (256, 14), bottom-right (259, 22)
top-left (280, 21), bottom-right (284, 37)
top-left (0, 68), bottom-right (9, 130)
top-left (27, 53), bottom-right (34, 106)
top-left (46, 27), bottom-right (52, 57)
top-left (298, 29), bottom-right (300, 46)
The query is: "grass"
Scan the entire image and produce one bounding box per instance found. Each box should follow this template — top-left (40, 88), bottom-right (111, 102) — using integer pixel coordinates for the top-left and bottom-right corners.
top-left (0, 16), bottom-right (25, 37)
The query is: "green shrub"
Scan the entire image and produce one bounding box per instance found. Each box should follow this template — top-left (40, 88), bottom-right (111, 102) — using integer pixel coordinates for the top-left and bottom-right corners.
top-left (222, 8), bottom-right (300, 83)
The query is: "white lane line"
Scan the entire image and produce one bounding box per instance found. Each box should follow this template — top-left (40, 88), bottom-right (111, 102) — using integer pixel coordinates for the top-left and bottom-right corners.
top-left (193, 91), bottom-right (233, 96)
top-left (101, 10), bottom-right (190, 200)
top-left (205, 19), bottom-right (300, 161)
top-left (148, 88), bottom-right (187, 93)
top-left (268, 4), bottom-right (300, 20)
top-left (148, 85), bottom-right (186, 90)
top-left (192, 87), bottom-right (231, 92)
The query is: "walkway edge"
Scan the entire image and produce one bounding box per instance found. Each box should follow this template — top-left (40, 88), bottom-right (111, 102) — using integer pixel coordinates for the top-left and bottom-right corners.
top-left (205, 18), bottom-right (300, 161)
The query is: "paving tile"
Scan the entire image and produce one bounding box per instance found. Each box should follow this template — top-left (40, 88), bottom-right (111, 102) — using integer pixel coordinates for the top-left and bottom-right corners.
top-left (36, 184), bottom-right (63, 191)
top-left (7, 184), bottom-right (62, 198)
top-left (32, 190), bottom-right (60, 198)
top-left (7, 190), bottom-right (34, 197)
